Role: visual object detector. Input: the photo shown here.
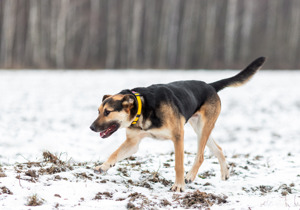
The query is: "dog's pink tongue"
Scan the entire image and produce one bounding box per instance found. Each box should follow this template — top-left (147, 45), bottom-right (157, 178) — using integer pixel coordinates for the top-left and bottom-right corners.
top-left (100, 131), bottom-right (106, 138)
top-left (99, 124), bottom-right (117, 138)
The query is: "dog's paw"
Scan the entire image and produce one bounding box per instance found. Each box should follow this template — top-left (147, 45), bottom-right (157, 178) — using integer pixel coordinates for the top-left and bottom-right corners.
top-left (185, 171), bottom-right (196, 184)
top-left (221, 165), bottom-right (230, 181)
top-left (93, 164), bottom-right (109, 174)
top-left (185, 178), bottom-right (192, 184)
top-left (170, 183), bottom-right (185, 192)
top-left (93, 166), bottom-right (106, 174)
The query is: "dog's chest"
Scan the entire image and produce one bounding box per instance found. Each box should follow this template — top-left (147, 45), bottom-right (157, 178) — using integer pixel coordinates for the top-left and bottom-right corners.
top-left (144, 128), bottom-right (172, 140)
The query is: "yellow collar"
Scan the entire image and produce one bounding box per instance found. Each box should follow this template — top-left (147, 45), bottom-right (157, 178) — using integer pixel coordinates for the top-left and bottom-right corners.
top-left (131, 91), bottom-right (142, 125)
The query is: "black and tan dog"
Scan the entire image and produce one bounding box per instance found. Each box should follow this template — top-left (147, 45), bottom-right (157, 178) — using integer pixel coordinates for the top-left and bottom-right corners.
top-left (90, 57), bottom-right (266, 192)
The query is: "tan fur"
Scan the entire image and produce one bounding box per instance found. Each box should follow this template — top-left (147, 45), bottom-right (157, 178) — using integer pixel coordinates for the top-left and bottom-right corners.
top-left (95, 129), bottom-right (144, 172)
top-left (230, 80), bottom-right (250, 88)
top-left (110, 94), bottom-right (124, 100)
top-left (185, 93), bottom-right (227, 183)
top-left (157, 104), bottom-right (187, 192)
top-left (206, 137), bottom-right (229, 180)
top-left (171, 127), bottom-right (185, 192)
top-left (229, 66), bottom-right (261, 88)
top-left (95, 95), bottom-right (134, 129)
top-left (93, 94), bottom-right (229, 192)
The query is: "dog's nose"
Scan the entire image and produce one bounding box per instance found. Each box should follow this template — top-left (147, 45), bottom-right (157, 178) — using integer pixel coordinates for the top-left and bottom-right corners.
top-left (90, 124), bottom-right (96, 132)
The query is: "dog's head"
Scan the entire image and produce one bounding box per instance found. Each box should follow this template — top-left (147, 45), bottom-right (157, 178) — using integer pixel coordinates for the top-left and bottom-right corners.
top-left (90, 94), bottom-right (136, 138)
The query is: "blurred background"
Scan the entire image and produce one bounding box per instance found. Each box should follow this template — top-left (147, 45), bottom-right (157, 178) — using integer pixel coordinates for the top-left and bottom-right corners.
top-left (0, 0), bottom-right (299, 70)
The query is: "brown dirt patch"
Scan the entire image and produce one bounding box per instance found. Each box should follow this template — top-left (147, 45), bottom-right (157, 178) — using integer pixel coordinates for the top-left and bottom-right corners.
top-left (148, 173), bottom-right (171, 187)
top-left (1, 186), bottom-right (13, 195)
top-left (74, 172), bottom-right (93, 180)
top-left (0, 167), bottom-right (6, 177)
top-left (117, 167), bottom-right (129, 177)
top-left (93, 192), bottom-right (113, 200)
top-left (26, 194), bottom-right (44, 206)
top-left (160, 199), bottom-right (171, 206)
top-left (25, 169), bottom-right (38, 178)
top-left (0, 172), bottom-right (6, 178)
top-left (127, 192), bottom-right (153, 209)
top-left (175, 190), bottom-right (227, 208)
top-left (198, 170), bottom-right (216, 179)
top-left (43, 151), bottom-right (64, 164)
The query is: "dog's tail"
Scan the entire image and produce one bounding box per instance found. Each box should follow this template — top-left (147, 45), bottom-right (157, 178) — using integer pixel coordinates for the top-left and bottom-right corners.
top-left (209, 57), bottom-right (266, 92)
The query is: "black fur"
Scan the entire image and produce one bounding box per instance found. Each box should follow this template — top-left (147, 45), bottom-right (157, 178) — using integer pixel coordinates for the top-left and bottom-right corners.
top-left (120, 81), bottom-right (215, 126)
top-left (103, 98), bottom-right (123, 112)
top-left (209, 57), bottom-right (266, 92)
top-left (119, 57), bottom-right (265, 128)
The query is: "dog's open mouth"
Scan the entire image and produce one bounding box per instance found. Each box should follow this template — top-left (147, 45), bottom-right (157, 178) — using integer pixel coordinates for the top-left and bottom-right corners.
top-left (100, 123), bottom-right (120, 138)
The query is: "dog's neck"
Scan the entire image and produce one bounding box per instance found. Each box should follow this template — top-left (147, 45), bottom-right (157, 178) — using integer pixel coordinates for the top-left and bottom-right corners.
top-left (129, 95), bottom-right (151, 130)
top-left (130, 91), bottom-right (142, 125)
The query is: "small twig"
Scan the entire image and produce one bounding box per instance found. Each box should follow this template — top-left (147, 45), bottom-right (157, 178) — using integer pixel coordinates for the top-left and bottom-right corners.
top-left (294, 195), bottom-right (299, 207)
top-left (140, 161), bottom-right (162, 184)
top-left (18, 161), bottom-right (42, 165)
top-left (153, 159), bottom-right (161, 175)
top-left (285, 196), bottom-right (290, 207)
top-left (117, 173), bottom-right (130, 180)
top-left (18, 173), bottom-right (23, 188)
top-left (59, 152), bottom-right (69, 162)
top-left (19, 154), bottom-right (31, 163)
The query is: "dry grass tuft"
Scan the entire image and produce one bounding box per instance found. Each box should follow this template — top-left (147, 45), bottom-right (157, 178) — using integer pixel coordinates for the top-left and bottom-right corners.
top-left (26, 194), bottom-right (45, 206)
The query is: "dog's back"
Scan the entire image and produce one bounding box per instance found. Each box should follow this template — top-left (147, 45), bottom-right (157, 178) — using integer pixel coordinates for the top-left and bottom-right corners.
top-left (126, 81), bottom-right (215, 123)
top-left (120, 56), bottom-right (266, 126)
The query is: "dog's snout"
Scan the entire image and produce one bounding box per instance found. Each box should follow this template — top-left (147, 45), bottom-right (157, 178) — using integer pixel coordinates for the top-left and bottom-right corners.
top-left (90, 124), bottom-right (96, 132)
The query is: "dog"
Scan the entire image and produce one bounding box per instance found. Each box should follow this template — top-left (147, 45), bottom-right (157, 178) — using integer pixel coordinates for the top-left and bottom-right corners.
top-left (90, 57), bottom-right (266, 192)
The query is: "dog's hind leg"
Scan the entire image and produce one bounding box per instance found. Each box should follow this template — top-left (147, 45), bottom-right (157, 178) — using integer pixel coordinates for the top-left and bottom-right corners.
top-left (206, 137), bottom-right (229, 180)
top-left (185, 94), bottom-right (221, 183)
top-left (94, 129), bottom-right (143, 173)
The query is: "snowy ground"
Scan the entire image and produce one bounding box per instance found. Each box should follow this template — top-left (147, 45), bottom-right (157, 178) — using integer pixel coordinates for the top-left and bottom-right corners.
top-left (0, 70), bottom-right (300, 209)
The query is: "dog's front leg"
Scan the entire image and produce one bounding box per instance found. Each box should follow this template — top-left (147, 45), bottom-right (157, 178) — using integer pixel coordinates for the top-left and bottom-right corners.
top-left (171, 133), bottom-right (185, 192)
top-left (94, 129), bottom-right (143, 173)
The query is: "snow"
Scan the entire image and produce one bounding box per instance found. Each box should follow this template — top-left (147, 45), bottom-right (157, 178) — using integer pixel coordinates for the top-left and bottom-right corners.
top-left (0, 70), bottom-right (300, 209)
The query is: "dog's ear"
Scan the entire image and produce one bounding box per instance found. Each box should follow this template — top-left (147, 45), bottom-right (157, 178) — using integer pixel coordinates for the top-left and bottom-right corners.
top-left (122, 94), bottom-right (135, 110)
top-left (102, 95), bottom-right (111, 102)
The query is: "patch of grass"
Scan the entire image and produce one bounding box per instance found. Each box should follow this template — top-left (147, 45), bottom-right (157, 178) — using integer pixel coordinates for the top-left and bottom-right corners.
top-left (244, 185), bottom-right (274, 195)
top-left (127, 192), bottom-right (152, 209)
top-left (93, 192), bottom-right (113, 200)
top-left (117, 167), bottom-right (129, 177)
top-left (276, 184), bottom-right (293, 196)
top-left (126, 169), bottom-right (171, 190)
top-left (160, 199), bottom-right (171, 206)
top-left (74, 172), bottom-right (93, 180)
top-left (25, 169), bottom-right (38, 178)
top-left (37, 152), bottom-right (74, 175)
top-left (175, 190), bottom-right (227, 208)
top-left (198, 170), bottom-right (216, 179)
top-left (1, 186), bottom-right (13, 195)
top-left (0, 167), bottom-right (6, 177)
top-left (148, 173), bottom-right (171, 187)
top-left (43, 151), bottom-right (64, 165)
top-left (26, 194), bottom-right (45, 206)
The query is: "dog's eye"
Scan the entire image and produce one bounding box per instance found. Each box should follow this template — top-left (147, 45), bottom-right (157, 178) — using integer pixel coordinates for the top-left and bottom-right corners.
top-left (104, 109), bottom-right (111, 117)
